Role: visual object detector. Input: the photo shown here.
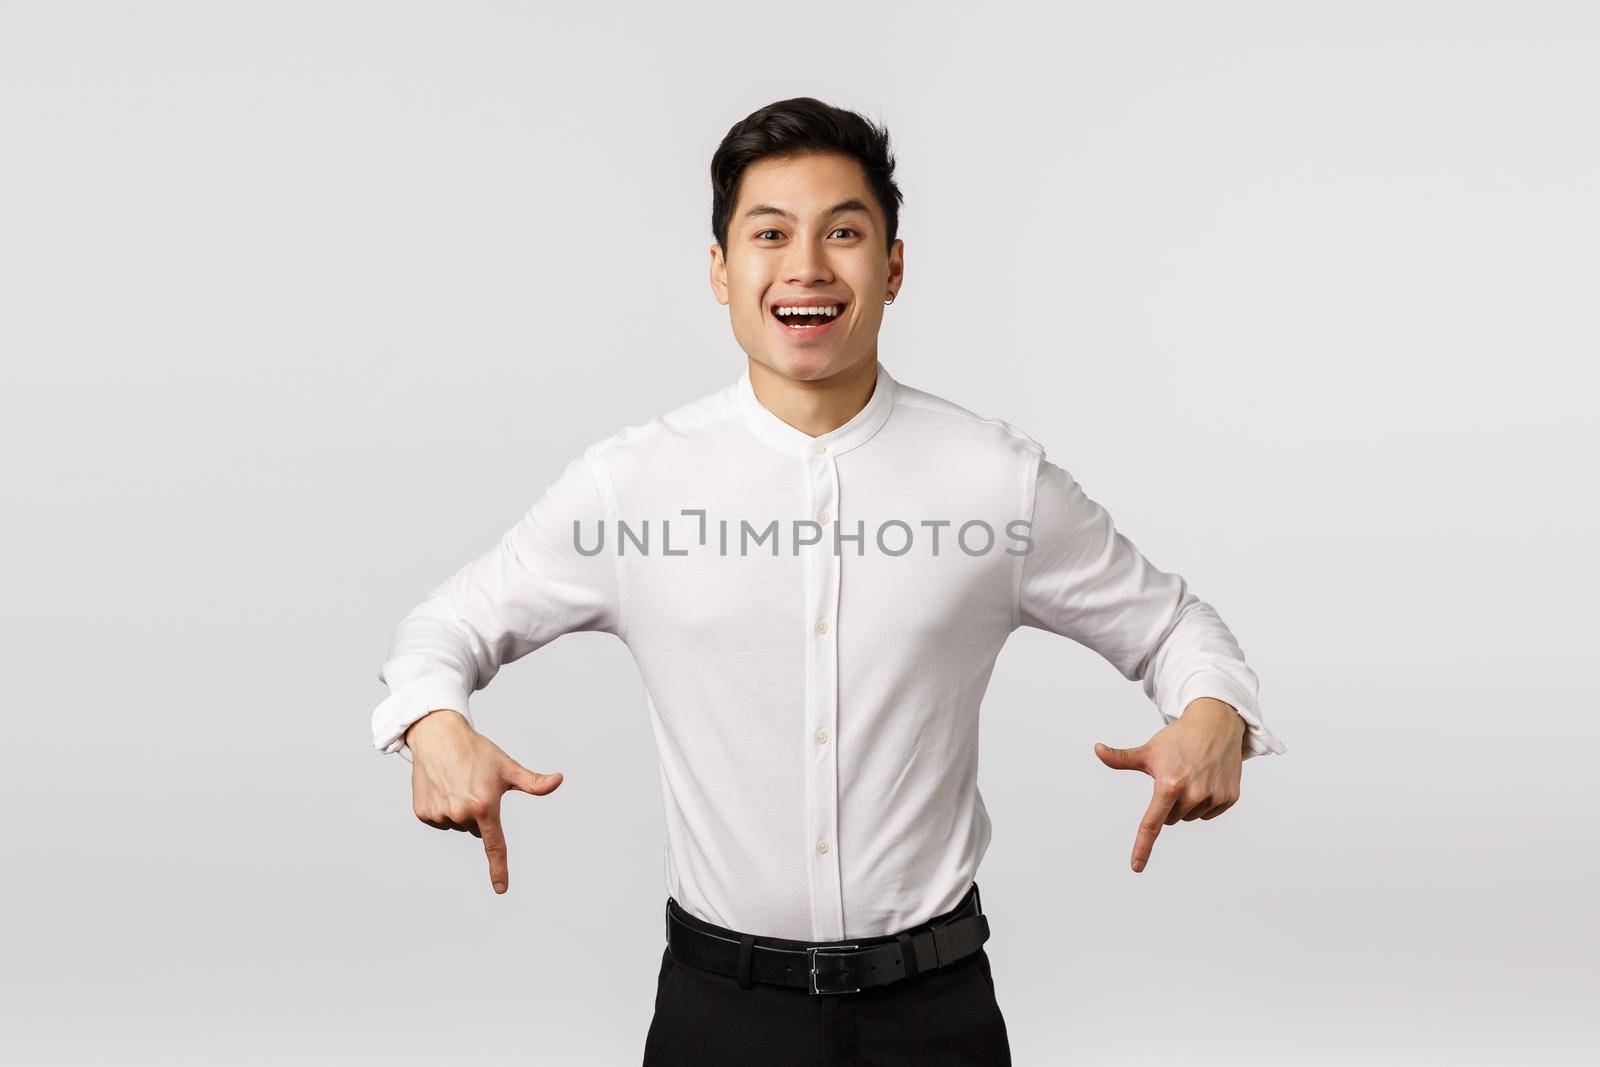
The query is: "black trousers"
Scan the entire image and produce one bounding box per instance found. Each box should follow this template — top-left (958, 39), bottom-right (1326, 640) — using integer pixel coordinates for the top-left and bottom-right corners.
top-left (642, 896), bottom-right (1013, 1066)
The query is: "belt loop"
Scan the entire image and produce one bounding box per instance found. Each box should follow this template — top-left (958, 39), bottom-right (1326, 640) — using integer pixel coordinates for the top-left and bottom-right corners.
top-left (895, 931), bottom-right (919, 980)
top-left (664, 899), bottom-right (670, 946)
top-left (972, 880), bottom-right (982, 916)
top-left (736, 934), bottom-right (756, 990)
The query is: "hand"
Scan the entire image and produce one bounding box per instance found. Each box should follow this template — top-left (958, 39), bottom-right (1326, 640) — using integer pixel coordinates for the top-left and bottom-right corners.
top-left (1092, 697), bottom-right (1247, 874)
top-left (404, 708), bottom-right (565, 894)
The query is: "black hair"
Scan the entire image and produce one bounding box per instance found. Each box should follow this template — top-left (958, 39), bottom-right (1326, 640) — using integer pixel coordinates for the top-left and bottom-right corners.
top-left (710, 97), bottom-right (903, 256)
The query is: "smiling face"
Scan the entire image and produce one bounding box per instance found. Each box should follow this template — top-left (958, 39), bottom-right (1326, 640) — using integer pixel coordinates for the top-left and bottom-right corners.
top-left (710, 151), bottom-right (904, 384)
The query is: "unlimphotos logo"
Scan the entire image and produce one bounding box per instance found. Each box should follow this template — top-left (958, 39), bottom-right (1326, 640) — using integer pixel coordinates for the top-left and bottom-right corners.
top-left (573, 510), bottom-right (1035, 558)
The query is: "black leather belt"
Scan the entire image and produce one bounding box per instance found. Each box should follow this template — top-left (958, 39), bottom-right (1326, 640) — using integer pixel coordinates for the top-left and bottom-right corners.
top-left (664, 882), bottom-right (991, 996)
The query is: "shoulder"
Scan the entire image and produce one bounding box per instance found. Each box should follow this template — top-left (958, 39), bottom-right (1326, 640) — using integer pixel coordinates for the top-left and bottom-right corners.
top-left (576, 375), bottom-right (744, 470)
top-left (889, 376), bottom-right (1048, 463)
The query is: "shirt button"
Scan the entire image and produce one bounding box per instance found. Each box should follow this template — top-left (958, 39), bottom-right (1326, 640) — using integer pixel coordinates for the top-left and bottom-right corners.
top-left (816, 510), bottom-right (829, 524)
top-left (815, 618), bottom-right (829, 634)
top-left (816, 839), bottom-right (829, 854)
top-left (815, 728), bottom-right (829, 744)
top-left (812, 442), bottom-right (827, 455)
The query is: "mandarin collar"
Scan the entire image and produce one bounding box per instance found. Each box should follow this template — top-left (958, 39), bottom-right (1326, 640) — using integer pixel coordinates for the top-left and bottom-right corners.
top-left (734, 360), bottom-right (898, 459)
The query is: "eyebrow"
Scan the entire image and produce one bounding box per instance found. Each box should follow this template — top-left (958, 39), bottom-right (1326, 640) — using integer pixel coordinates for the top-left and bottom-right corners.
top-left (740, 199), bottom-right (873, 224)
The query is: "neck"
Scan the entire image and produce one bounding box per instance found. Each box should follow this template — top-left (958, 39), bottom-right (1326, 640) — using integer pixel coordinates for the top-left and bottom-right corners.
top-left (747, 355), bottom-right (880, 438)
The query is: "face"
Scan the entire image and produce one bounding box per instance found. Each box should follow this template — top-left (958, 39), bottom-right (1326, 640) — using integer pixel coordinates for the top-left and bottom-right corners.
top-left (710, 151), bottom-right (904, 384)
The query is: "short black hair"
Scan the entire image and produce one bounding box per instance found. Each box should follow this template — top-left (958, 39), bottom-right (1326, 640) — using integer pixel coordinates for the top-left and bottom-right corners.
top-left (710, 97), bottom-right (903, 256)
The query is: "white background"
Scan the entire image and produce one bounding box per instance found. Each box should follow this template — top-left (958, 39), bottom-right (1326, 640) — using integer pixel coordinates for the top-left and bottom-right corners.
top-left (4, 2), bottom-right (1596, 1063)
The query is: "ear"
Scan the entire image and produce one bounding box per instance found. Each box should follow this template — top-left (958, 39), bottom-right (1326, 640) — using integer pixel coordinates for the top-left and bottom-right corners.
top-left (886, 238), bottom-right (905, 296)
top-left (709, 242), bottom-right (730, 306)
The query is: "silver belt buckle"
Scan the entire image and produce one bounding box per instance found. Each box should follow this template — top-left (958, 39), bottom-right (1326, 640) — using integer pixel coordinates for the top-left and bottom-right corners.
top-left (808, 943), bottom-right (861, 995)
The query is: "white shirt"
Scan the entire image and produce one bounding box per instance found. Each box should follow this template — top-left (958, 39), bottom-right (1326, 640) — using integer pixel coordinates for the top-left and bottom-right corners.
top-left (372, 360), bottom-right (1286, 941)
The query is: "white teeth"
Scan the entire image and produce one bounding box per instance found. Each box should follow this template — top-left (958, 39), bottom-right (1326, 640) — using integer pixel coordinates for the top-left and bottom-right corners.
top-left (776, 304), bottom-right (840, 317)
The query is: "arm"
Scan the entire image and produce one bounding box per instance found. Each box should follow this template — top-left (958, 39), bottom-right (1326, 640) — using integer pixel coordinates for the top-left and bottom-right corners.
top-left (372, 450), bottom-right (622, 762)
top-left (370, 449), bottom-right (621, 893)
top-left (1016, 454), bottom-right (1286, 759)
top-left (1016, 453), bottom-right (1286, 873)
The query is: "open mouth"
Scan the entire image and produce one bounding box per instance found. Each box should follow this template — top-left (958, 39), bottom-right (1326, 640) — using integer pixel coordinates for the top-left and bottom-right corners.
top-left (770, 300), bottom-right (847, 332)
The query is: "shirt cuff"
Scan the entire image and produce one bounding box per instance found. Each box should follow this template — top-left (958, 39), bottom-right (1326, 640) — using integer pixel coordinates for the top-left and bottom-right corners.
top-left (371, 675), bottom-right (475, 765)
top-left (1169, 669), bottom-right (1288, 762)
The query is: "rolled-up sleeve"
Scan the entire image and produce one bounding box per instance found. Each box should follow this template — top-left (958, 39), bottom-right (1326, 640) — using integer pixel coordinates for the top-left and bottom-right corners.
top-left (372, 448), bottom-right (623, 762)
top-left (1015, 454), bottom-right (1286, 760)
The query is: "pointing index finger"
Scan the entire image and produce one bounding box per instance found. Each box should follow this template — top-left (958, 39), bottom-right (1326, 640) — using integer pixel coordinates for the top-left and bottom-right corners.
top-left (1132, 785), bottom-right (1177, 873)
top-left (479, 803), bottom-right (509, 893)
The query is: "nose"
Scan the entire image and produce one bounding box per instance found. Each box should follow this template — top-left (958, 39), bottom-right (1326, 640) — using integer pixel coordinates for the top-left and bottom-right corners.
top-left (783, 232), bottom-right (835, 286)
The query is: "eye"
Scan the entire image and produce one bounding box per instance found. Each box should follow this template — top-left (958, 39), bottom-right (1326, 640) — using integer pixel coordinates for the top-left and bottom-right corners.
top-left (755, 229), bottom-right (782, 241)
top-left (831, 228), bottom-right (859, 239)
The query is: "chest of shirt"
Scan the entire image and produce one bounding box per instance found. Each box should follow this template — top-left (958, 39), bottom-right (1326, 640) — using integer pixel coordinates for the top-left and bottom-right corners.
top-left (600, 427), bottom-right (1028, 660)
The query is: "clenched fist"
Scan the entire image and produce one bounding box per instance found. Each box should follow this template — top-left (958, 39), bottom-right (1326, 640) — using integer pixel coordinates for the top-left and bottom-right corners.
top-left (404, 708), bottom-right (565, 894)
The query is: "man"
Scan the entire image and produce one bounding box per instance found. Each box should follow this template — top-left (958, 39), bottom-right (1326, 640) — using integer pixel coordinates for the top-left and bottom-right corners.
top-left (372, 96), bottom-right (1286, 1065)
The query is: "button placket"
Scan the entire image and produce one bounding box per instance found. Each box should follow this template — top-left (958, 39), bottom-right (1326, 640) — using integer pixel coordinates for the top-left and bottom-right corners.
top-left (804, 444), bottom-right (845, 941)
